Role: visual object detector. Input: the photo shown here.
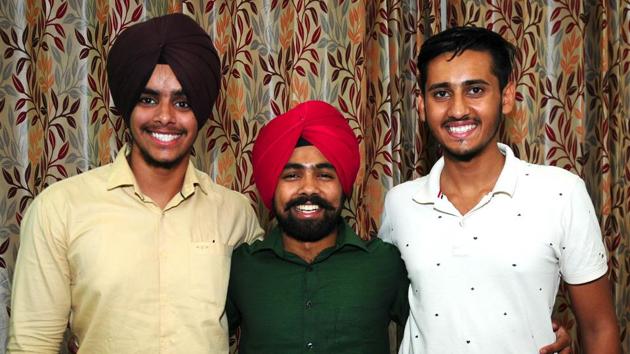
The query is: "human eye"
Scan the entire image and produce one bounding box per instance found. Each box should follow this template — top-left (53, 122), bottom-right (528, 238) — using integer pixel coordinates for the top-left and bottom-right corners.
top-left (138, 95), bottom-right (157, 105)
top-left (431, 90), bottom-right (450, 100)
top-left (318, 169), bottom-right (337, 180)
top-left (281, 170), bottom-right (300, 180)
top-left (467, 86), bottom-right (484, 96)
top-left (174, 99), bottom-right (191, 110)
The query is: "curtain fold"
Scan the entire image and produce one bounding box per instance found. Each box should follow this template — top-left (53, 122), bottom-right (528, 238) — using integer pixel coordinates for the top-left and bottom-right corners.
top-left (0, 1), bottom-right (627, 353)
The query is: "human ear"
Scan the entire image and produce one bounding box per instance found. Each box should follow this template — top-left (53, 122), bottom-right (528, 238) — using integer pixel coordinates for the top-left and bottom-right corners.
top-left (501, 81), bottom-right (516, 115)
top-left (417, 94), bottom-right (426, 122)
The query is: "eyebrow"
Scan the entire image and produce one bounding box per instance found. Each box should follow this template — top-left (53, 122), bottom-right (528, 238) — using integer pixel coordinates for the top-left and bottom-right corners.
top-left (427, 79), bottom-right (490, 91)
top-left (141, 88), bottom-right (187, 98)
top-left (282, 162), bottom-right (336, 171)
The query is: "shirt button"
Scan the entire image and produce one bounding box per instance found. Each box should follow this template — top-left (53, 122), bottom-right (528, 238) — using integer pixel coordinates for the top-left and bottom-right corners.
top-left (305, 300), bottom-right (312, 309)
top-left (306, 266), bottom-right (313, 272)
top-left (306, 342), bottom-right (314, 350)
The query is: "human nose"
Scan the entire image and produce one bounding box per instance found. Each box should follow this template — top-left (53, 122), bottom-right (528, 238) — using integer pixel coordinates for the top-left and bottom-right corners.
top-left (298, 171), bottom-right (319, 195)
top-left (447, 91), bottom-right (470, 119)
top-left (155, 101), bottom-right (175, 124)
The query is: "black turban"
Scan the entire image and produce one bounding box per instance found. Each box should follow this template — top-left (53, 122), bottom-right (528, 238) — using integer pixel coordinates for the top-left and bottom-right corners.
top-left (106, 13), bottom-right (221, 127)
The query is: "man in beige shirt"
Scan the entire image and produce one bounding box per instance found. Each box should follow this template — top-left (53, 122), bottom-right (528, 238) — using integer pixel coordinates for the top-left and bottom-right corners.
top-left (8, 14), bottom-right (262, 353)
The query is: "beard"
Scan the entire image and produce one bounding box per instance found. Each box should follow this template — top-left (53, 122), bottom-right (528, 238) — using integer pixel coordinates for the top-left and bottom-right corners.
top-left (136, 142), bottom-right (188, 169)
top-left (273, 194), bottom-right (344, 243)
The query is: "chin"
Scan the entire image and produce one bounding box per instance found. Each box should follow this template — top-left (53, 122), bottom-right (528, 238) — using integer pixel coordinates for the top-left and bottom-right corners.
top-left (444, 148), bottom-right (480, 162)
top-left (140, 149), bottom-right (190, 169)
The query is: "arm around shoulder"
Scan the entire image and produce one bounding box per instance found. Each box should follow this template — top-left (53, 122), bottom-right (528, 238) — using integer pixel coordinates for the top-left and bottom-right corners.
top-left (8, 195), bottom-right (71, 353)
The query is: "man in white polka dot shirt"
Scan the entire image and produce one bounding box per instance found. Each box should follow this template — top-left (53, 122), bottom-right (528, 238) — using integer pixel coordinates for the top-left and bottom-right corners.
top-left (379, 26), bottom-right (620, 353)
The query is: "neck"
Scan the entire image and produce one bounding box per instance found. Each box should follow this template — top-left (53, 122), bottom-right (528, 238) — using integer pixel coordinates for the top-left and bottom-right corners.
top-left (282, 228), bottom-right (339, 264)
top-left (440, 142), bottom-right (505, 215)
top-left (128, 147), bottom-right (189, 209)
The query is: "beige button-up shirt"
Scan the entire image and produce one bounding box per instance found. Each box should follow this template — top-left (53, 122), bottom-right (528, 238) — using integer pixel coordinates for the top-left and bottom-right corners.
top-left (8, 147), bottom-right (263, 353)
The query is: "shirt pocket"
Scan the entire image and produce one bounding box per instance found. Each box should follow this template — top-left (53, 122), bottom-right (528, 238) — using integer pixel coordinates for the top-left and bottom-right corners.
top-left (189, 242), bottom-right (234, 310)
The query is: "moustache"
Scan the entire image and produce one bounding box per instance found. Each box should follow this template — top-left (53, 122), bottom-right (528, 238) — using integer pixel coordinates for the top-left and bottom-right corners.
top-left (284, 195), bottom-right (335, 212)
top-left (443, 116), bottom-right (481, 125)
top-left (141, 123), bottom-right (187, 134)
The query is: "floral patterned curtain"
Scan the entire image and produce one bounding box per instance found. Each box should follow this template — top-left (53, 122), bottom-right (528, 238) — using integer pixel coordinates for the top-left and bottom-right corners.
top-left (0, 0), bottom-right (627, 353)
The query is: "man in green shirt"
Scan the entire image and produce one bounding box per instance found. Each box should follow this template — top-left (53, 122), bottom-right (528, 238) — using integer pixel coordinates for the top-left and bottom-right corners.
top-left (227, 100), bottom-right (572, 353)
top-left (227, 100), bottom-right (409, 353)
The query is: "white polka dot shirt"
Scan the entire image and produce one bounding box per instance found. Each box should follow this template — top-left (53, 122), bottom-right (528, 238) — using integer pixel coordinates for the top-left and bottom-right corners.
top-left (379, 143), bottom-right (608, 353)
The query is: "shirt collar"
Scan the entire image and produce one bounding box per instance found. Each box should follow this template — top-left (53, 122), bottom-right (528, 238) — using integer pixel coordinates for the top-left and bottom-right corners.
top-left (251, 220), bottom-right (369, 258)
top-left (412, 143), bottom-right (520, 204)
top-left (412, 155), bottom-right (444, 204)
top-left (106, 144), bottom-right (207, 197)
top-left (491, 143), bottom-right (519, 197)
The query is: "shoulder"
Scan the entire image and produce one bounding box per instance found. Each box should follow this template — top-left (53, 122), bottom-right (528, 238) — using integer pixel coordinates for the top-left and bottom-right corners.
top-left (365, 236), bottom-right (400, 252)
top-left (33, 164), bottom-right (111, 206)
top-left (230, 239), bottom-right (270, 276)
top-left (525, 162), bottom-right (581, 181)
top-left (384, 178), bottom-right (426, 203)
top-left (21, 165), bottom-right (112, 229)
top-left (364, 237), bottom-right (403, 262)
top-left (194, 169), bottom-right (253, 209)
top-left (194, 172), bottom-right (262, 243)
top-left (359, 238), bottom-right (406, 279)
top-left (232, 239), bottom-right (264, 258)
top-left (519, 162), bottom-right (583, 193)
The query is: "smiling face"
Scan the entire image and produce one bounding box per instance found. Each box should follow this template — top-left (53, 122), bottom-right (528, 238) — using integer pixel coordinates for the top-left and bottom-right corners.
top-left (419, 50), bottom-right (515, 162)
top-left (272, 145), bottom-right (344, 243)
top-left (128, 64), bottom-right (198, 170)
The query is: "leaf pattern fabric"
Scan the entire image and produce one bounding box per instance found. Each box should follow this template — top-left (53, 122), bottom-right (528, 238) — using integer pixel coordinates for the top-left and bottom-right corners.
top-left (0, 1), bottom-right (627, 353)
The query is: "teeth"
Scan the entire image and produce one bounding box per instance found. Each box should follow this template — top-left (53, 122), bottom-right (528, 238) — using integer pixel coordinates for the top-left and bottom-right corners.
top-left (295, 204), bottom-right (320, 212)
top-left (151, 132), bottom-right (180, 142)
top-left (448, 124), bottom-right (475, 134)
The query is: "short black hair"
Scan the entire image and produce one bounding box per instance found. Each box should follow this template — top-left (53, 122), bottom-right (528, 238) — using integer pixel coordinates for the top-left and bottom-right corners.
top-left (417, 26), bottom-right (516, 93)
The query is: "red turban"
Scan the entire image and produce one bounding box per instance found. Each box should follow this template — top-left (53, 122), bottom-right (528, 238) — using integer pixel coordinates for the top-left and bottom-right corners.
top-left (253, 100), bottom-right (360, 210)
top-left (107, 13), bottom-right (221, 128)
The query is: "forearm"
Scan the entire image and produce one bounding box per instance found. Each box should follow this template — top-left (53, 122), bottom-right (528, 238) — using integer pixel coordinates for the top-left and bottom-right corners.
top-left (567, 277), bottom-right (620, 354)
top-left (579, 322), bottom-right (621, 354)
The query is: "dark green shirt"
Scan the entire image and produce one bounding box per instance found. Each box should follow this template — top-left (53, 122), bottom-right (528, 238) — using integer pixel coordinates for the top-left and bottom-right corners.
top-left (227, 221), bottom-right (409, 354)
